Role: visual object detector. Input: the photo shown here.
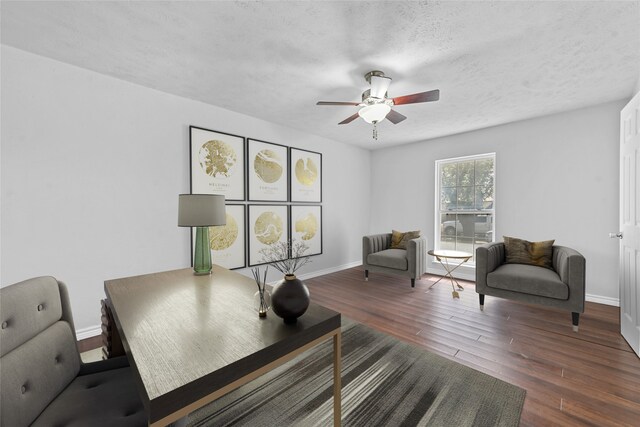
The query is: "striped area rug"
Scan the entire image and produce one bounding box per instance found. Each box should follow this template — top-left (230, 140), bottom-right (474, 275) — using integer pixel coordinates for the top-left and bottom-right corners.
top-left (188, 320), bottom-right (525, 426)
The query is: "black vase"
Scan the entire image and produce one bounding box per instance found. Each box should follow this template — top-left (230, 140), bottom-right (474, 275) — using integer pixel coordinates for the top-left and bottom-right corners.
top-left (271, 274), bottom-right (310, 324)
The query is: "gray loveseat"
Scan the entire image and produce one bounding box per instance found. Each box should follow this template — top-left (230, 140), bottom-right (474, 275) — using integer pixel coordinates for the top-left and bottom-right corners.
top-left (476, 242), bottom-right (586, 331)
top-left (0, 276), bottom-right (145, 427)
top-left (363, 233), bottom-right (427, 287)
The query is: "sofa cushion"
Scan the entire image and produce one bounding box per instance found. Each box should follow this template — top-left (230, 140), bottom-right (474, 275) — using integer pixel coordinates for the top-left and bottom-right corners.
top-left (0, 276), bottom-right (64, 357)
top-left (1, 321), bottom-right (81, 427)
top-left (32, 365), bottom-right (146, 427)
top-left (504, 236), bottom-right (555, 269)
top-left (487, 263), bottom-right (568, 300)
top-left (368, 249), bottom-right (408, 270)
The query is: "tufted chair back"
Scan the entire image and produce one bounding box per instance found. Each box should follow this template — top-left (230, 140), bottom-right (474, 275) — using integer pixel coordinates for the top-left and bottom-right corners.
top-left (1, 277), bottom-right (82, 427)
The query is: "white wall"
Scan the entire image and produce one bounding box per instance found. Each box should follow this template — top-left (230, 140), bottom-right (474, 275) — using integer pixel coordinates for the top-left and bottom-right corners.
top-left (1, 46), bottom-right (371, 333)
top-left (370, 100), bottom-right (626, 304)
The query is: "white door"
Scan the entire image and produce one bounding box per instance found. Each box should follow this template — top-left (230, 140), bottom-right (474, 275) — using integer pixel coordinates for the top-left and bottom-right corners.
top-left (620, 91), bottom-right (640, 357)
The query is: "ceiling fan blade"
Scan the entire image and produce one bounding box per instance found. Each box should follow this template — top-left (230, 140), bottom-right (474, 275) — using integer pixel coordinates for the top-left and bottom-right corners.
top-left (386, 109), bottom-right (407, 124)
top-left (370, 75), bottom-right (392, 99)
top-left (338, 112), bottom-right (360, 125)
top-left (392, 89), bottom-right (440, 105)
top-left (317, 101), bottom-right (361, 106)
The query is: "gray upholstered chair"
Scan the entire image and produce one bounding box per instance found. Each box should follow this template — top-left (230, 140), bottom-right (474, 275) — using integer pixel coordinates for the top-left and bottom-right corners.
top-left (363, 233), bottom-right (427, 287)
top-left (476, 242), bottom-right (586, 331)
top-left (0, 276), bottom-right (146, 427)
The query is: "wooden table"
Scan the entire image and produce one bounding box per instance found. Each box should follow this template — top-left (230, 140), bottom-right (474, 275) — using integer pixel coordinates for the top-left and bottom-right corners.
top-left (104, 266), bottom-right (342, 426)
top-left (427, 249), bottom-right (473, 298)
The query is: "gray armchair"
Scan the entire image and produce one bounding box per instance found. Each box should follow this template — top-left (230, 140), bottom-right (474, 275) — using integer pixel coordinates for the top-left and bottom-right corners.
top-left (0, 276), bottom-right (145, 427)
top-left (476, 242), bottom-right (586, 331)
top-left (363, 233), bottom-right (427, 287)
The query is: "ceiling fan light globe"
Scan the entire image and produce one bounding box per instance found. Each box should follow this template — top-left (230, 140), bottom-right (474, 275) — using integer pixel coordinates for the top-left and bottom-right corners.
top-left (358, 104), bottom-right (391, 124)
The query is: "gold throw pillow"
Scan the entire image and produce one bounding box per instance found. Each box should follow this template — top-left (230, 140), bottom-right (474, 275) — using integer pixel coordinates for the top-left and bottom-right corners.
top-left (391, 230), bottom-right (421, 249)
top-left (390, 230), bottom-right (405, 248)
top-left (504, 236), bottom-right (555, 269)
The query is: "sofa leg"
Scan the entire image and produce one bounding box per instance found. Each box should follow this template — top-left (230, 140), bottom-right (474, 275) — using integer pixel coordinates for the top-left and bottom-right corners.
top-left (572, 312), bottom-right (580, 332)
top-left (479, 294), bottom-right (485, 311)
top-left (411, 278), bottom-right (415, 288)
top-left (364, 270), bottom-right (368, 282)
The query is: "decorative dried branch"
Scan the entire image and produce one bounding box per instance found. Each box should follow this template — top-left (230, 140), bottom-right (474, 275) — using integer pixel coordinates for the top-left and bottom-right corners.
top-left (258, 240), bottom-right (311, 275)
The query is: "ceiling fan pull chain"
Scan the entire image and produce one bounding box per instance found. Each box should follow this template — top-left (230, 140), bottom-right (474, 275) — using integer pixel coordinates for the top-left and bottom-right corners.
top-left (373, 122), bottom-right (378, 140)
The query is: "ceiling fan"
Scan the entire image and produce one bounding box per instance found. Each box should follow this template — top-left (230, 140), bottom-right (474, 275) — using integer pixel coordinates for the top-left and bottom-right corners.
top-left (316, 70), bottom-right (440, 139)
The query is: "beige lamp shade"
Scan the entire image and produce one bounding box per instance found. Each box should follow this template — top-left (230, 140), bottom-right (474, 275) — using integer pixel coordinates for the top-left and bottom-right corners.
top-left (178, 194), bottom-right (226, 227)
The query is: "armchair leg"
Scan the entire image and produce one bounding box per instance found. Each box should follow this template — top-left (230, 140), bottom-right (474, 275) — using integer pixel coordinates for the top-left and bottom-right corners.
top-left (364, 270), bottom-right (368, 282)
top-left (572, 312), bottom-right (580, 332)
top-left (411, 278), bottom-right (415, 288)
top-left (479, 294), bottom-right (485, 311)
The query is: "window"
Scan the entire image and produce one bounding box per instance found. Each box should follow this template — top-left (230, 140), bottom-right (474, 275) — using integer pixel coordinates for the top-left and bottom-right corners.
top-left (435, 153), bottom-right (495, 263)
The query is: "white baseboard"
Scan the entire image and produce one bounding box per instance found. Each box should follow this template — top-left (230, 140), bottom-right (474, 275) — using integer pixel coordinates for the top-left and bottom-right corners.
top-left (296, 261), bottom-right (362, 281)
top-left (586, 294), bottom-right (620, 307)
top-left (76, 325), bottom-right (101, 341)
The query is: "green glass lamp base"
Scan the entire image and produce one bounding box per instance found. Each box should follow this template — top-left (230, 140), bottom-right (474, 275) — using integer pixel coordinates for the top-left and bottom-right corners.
top-left (193, 226), bottom-right (212, 275)
top-left (193, 270), bottom-right (212, 276)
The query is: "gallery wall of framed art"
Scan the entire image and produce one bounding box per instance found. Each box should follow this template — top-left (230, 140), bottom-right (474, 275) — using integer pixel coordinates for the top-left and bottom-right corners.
top-left (187, 125), bottom-right (323, 269)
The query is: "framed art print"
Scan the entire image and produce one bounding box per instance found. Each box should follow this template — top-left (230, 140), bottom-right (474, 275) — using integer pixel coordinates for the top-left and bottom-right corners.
top-left (248, 204), bottom-right (289, 266)
top-left (193, 204), bottom-right (246, 270)
top-left (290, 148), bottom-right (322, 203)
top-left (290, 205), bottom-right (322, 256)
top-left (247, 139), bottom-right (288, 202)
top-left (190, 126), bottom-right (245, 200)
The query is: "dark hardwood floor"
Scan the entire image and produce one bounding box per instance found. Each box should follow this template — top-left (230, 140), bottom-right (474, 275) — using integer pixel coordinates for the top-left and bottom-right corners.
top-left (80, 266), bottom-right (640, 425)
top-left (305, 267), bottom-right (640, 427)
top-left (77, 334), bottom-right (102, 353)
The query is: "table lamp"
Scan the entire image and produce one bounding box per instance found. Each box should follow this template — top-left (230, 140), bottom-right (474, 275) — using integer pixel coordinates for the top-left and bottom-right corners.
top-left (178, 194), bottom-right (226, 275)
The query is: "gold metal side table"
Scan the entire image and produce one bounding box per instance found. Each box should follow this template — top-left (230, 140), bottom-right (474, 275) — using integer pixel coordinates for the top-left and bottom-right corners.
top-left (427, 249), bottom-right (473, 298)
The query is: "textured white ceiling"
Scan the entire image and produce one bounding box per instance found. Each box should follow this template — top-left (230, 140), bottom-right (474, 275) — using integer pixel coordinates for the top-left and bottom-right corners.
top-left (2, 1), bottom-right (639, 149)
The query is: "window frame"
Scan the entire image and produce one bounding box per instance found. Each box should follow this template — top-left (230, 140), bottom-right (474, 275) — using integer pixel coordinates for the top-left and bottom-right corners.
top-left (434, 152), bottom-right (496, 266)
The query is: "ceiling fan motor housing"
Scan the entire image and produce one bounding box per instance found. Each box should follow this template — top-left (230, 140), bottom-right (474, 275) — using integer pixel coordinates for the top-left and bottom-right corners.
top-left (362, 89), bottom-right (394, 106)
top-left (363, 70), bottom-right (393, 104)
top-left (364, 70), bottom-right (386, 83)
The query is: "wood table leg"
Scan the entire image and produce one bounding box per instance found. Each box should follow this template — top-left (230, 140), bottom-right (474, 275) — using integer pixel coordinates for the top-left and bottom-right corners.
top-left (333, 330), bottom-right (342, 426)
